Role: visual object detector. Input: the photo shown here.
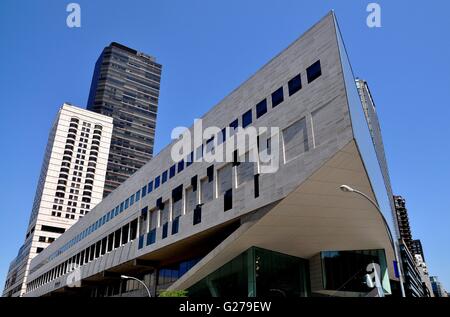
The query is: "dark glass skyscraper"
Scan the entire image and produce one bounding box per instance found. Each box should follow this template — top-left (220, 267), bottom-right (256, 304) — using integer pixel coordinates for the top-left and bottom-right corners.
top-left (87, 42), bottom-right (162, 197)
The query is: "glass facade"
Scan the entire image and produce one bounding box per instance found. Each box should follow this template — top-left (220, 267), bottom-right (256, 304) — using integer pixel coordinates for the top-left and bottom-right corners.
top-left (187, 247), bottom-right (310, 297)
top-left (321, 249), bottom-right (389, 294)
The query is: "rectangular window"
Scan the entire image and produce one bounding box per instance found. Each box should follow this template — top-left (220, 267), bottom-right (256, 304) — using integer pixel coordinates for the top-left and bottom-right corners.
top-left (172, 217), bottom-right (179, 235)
top-left (121, 224), bottom-right (129, 244)
top-left (242, 109), bottom-right (252, 128)
top-left (193, 205), bottom-right (202, 225)
top-left (124, 198), bottom-right (129, 209)
top-left (107, 233), bottom-right (114, 252)
top-left (135, 190), bottom-right (141, 202)
top-left (154, 176), bottom-right (160, 189)
top-left (148, 181), bottom-right (153, 193)
top-left (219, 128), bottom-right (227, 144)
top-left (169, 165), bottom-right (176, 178)
top-left (120, 202), bottom-right (124, 213)
top-left (224, 189), bottom-right (233, 211)
top-left (207, 165), bottom-right (214, 182)
top-left (191, 175), bottom-right (198, 192)
top-left (114, 229), bottom-right (121, 248)
top-left (177, 160), bottom-right (184, 173)
top-left (162, 223), bottom-right (168, 239)
top-left (307, 60), bottom-right (322, 83)
top-left (146, 229), bottom-right (156, 245)
top-left (142, 185), bottom-right (147, 198)
top-left (254, 174), bottom-right (260, 198)
top-left (271, 87), bottom-right (284, 107)
top-left (229, 119), bottom-right (239, 131)
top-left (130, 194), bottom-right (135, 206)
top-left (288, 74), bottom-right (302, 96)
top-left (256, 99), bottom-right (267, 118)
top-left (162, 171), bottom-right (168, 184)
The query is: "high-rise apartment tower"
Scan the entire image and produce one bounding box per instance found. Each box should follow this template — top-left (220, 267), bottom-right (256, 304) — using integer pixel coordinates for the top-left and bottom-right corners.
top-left (87, 42), bottom-right (162, 197)
top-left (3, 104), bottom-right (113, 297)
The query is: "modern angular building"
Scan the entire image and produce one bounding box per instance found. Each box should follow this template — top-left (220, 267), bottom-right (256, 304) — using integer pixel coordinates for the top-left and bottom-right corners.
top-left (24, 12), bottom-right (403, 297)
top-left (87, 42), bottom-right (162, 198)
top-left (2, 104), bottom-right (113, 297)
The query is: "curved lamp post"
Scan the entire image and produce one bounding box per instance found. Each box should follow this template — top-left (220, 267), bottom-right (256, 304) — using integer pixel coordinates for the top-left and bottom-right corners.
top-left (121, 275), bottom-right (152, 297)
top-left (339, 185), bottom-right (406, 297)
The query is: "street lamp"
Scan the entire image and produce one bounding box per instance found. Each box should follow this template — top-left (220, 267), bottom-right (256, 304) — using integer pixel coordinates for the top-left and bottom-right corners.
top-left (120, 275), bottom-right (152, 297)
top-left (339, 185), bottom-right (406, 297)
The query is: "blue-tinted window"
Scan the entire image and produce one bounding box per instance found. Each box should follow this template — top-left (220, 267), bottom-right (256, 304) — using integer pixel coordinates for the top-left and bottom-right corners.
top-left (242, 110), bottom-right (252, 128)
top-left (120, 202), bottom-right (124, 212)
top-left (169, 165), bottom-right (176, 178)
top-left (135, 190), bottom-right (141, 202)
top-left (256, 99), bottom-right (267, 118)
top-left (141, 185), bottom-right (147, 197)
top-left (271, 87), bottom-right (284, 107)
top-left (124, 198), bottom-right (129, 209)
top-left (172, 217), bottom-right (180, 235)
top-left (229, 119), bottom-right (239, 130)
top-left (130, 194), bottom-right (135, 206)
top-left (146, 229), bottom-right (156, 245)
top-left (138, 235), bottom-right (144, 249)
top-left (115, 206), bottom-right (119, 216)
top-left (307, 60), bottom-right (322, 83)
top-left (288, 74), bottom-right (302, 96)
top-left (162, 171), bottom-right (168, 184)
top-left (178, 160), bottom-right (184, 173)
top-left (154, 176), bottom-right (160, 189)
top-left (148, 181), bottom-right (153, 193)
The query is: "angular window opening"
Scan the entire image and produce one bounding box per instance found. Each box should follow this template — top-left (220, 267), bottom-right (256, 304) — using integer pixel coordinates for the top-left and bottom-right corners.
top-left (271, 87), bottom-right (284, 108)
top-left (242, 109), bottom-right (252, 128)
top-left (288, 74), bottom-right (302, 96)
top-left (307, 60), bottom-right (322, 83)
top-left (256, 99), bottom-right (267, 118)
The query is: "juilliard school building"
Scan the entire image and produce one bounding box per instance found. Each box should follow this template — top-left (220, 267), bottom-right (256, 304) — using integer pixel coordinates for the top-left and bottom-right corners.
top-left (24, 12), bottom-right (402, 297)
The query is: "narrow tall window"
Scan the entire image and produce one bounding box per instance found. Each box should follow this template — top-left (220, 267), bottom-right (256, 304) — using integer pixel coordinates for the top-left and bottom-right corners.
top-left (256, 99), bottom-right (267, 118)
top-left (271, 87), bottom-right (284, 107)
top-left (307, 60), bottom-right (322, 83)
top-left (242, 109), bottom-right (252, 128)
top-left (288, 74), bottom-right (302, 96)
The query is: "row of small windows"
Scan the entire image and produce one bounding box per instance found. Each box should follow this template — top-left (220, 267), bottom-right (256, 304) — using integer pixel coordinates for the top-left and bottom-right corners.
top-left (27, 218), bottom-right (138, 293)
top-left (43, 60), bottom-right (323, 264)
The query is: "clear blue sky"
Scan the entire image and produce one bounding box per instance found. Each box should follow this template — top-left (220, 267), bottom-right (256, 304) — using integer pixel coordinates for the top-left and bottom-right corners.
top-left (1, 0), bottom-right (449, 292)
